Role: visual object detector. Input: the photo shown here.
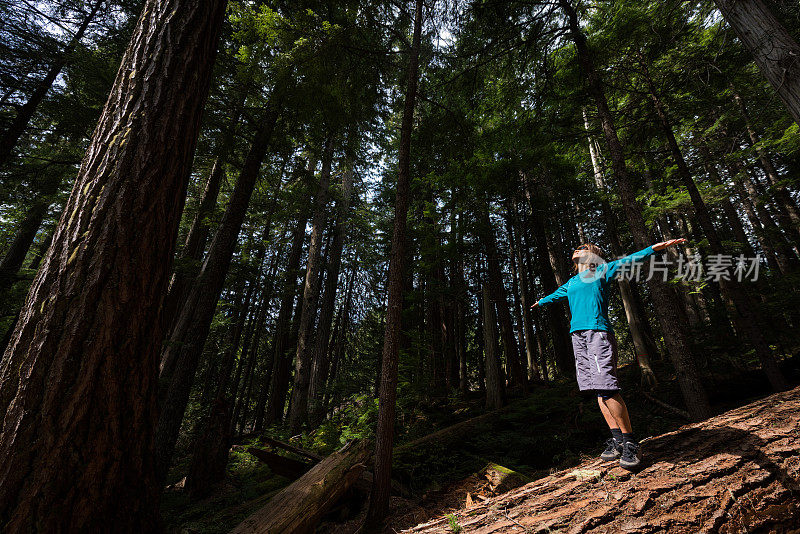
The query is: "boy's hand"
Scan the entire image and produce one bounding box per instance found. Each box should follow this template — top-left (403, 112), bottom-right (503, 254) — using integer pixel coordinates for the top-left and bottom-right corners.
top-left (652, 238), bottom-right (687, 251)
top-left (530, 300), bottom-right (540, 310)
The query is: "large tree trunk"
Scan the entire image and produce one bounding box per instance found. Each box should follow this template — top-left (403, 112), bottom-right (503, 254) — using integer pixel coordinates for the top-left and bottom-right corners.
top-left (308, 166), bottom-right (354, 425)
top-left (288, 138), bottom-right (335, 434)
top-left (482, 284), bottom-right (506, 410)
top-left (0, 1), bottom-right (103, 167)
top-left (644, 73), bottom-right (787, 391)
top-left (714, 0), bottom-right (800, 126)
top-left (561, 0), bottom-right (712, 420)
top-left (364, 0), bottom-right (423, 526)
top-left (153, 98), bottom-right (282, 487)
top-left (0, 0), bottom-right (227, 530)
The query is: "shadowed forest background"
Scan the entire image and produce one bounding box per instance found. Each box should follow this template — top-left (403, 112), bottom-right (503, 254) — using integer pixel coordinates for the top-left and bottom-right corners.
top-left (1, 0), bottom-right (799, 532)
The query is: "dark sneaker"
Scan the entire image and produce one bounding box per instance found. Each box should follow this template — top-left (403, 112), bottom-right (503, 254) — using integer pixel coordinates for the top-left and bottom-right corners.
top-left (600, 438), bottom-right (622, 461)
top-left (619, 441), bottom-right (641, 470)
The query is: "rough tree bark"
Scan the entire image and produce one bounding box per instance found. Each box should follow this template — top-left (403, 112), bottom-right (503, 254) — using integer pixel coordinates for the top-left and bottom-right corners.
top-left (363, 0), bottom-right (423, 526)
top-left (714, 0), bottom-right (800, 126)
top-left (0, 0), bottom-right (227, 530)
top-left (561, 0), bottom-right (712, 419)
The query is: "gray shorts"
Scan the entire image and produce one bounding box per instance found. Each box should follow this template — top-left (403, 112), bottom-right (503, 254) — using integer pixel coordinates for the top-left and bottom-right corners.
top-left (571, 329), bottom-right (619, 391)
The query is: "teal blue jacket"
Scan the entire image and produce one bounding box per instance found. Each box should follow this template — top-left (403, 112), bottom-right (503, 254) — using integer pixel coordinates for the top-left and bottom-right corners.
top-left (537, 246), bottom-right (656, 333)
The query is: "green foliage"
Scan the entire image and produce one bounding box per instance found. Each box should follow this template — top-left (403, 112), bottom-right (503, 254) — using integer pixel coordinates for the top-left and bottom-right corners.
top-left (446, 513), bottom-right (463, 533)
top-left (302, 394), bottom-right (379, 454)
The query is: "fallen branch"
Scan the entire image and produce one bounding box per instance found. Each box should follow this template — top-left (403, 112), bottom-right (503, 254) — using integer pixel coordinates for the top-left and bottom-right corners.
top-left (396, 406), bottom-right (510, 452)
top-left (641, 392), bottom-right (691, 420)
top-left (259, 435), bottom-right (323, 462)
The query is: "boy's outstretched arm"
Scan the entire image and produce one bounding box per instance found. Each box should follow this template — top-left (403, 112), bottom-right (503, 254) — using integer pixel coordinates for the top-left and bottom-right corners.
top-left (604, 238), bottom-right (688, 279)
top-left (531, 283), bottom-right (568, 309)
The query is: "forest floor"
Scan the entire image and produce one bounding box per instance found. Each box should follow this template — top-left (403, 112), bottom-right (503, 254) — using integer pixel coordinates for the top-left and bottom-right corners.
top-left (161, 355), bottom-right (800, 533)
top-left (395, 384), bottom-right (800, 533)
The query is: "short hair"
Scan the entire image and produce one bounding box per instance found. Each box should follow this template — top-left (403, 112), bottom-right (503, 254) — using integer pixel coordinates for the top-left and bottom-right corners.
top-left (573, 243), bottom-right (605, 272)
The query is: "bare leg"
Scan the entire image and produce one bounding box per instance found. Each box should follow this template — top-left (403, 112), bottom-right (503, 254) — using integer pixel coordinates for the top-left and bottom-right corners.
top-left (597, 396), bottom-right (619, 430)
top-left (599, 393), bottom-right (632, 434)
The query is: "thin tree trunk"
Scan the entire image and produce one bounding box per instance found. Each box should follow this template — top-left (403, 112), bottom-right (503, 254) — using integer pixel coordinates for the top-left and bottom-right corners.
top-left (739, 162), bottom-right (796, 271)
top-left (482, 284), bottom-right (506, 410)
top-left (323, 261), bottom-right (357, 416)
top-left (582, 108), bottom-right (657, 386)
top-left (0, 0), bottom-right (227, 529)
top-left (480, 204), bottom-right (526, 391)
top-left (561, 0), bottom-right (711, 419)
top-left (697, 141), bottom-right (756, 257)
top-left (288, 137), bottom-right (335, 434)
top-left (153, 97), bottom-right (282, 487)
top-left (308, 166), bottom-right (354, 425)
top-left (0, 1), bottom-right (104, 167)
top-left (364, 0), bottom-right (423, 526)
top-left (644, 73), bottom-right (787, 391)
top-left (733, 90), bottom-right (800, 244)
top-left (0, 199), bottom-right (50, 294)
top-left (524, 178), bottom-right (574, 377)
top-left (162, 156), bottom-right (227, 337)
top-left (714, 0), bottom-right (800, 126)
top-left (506, 209), bottom-right (538, 380)
top-left (266, 213), bottom-right (308, 425)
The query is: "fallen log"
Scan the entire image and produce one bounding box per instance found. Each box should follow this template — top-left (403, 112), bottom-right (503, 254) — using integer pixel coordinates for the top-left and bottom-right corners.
top-left (231, 439), bottom-right (372, 534)
top-left (401, 386), bottom-right (800, 533)
top-left (247, 447), bottom-right (311, 479)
